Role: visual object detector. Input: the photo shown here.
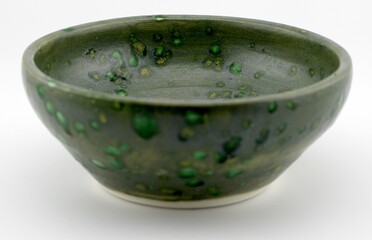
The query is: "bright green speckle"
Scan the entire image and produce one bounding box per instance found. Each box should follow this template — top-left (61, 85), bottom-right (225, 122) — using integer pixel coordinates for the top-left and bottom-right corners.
top-left (129, 53), bottom-right (139, 67)
top-left (186, 179), bottom-right (204, 187)
top-left (208, 187), bottom-right (221, 196)
top-left (108, 158), bottom-right (124, 169)
top-left (55, 111), bottom-right (68, 132)
top-left (185, 110), bottom-right (204, 126)
top-left (104, 146), bottom-right (121, 157)
top-left (209, 43), bottom-right (221, 55)
top-left (154, 48), bottom-right (172, 66)
top-left (229, 62), bottom-right (242, 74)
top-left (250, 42), bottom-right (256, 48)
top-left (154, 46), bottom-right (165, 57)
top-left (267, 101), bottom-right (278, 113)
top-left (193, 150), bottom-right (208, 160)
top-left (74, 122), bottom-right (85, 133)
top-left (45, 101), bottom-right (55, 115)
top-left (91, 159), bottom-right (106, 169)
top-left (36, 84), bottom-right (46, 98)
top-left (106, 71), bottom-right (117, 81)
top-left (223, 136), bottom-right (242, 154)
top-left (178, 167), bottom-right (197, 179)
top-left (286, 100), bottom-right (297, 110)
top-left (171, 30), bottom-right (182, 46)
top-left (116, 89), bottom-right (128, 97)
top-left (225, 168), bottom-right (243, 179)
top-left (132, 111), bottom-right (159, 139)
top-left (155, 15), bottom-right (165, 22)
top-left (47, 81), bottom-right (57, 88)
top-left (90, 121), bottom-right (100, 130)
top-left (172, 38), bottom-right (182, 46)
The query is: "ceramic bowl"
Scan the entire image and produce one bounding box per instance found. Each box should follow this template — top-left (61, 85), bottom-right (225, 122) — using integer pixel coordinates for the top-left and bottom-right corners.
top-left (22, 15), bottom-right (352, 208)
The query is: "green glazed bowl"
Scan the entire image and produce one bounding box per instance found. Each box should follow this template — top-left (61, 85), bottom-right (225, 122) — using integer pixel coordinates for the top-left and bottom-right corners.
top-left (22, 15), bottom-right (352, 208)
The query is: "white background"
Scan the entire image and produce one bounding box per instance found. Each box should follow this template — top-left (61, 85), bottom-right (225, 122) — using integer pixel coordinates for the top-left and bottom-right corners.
top-left (1, 0), bottom-right (371, 239)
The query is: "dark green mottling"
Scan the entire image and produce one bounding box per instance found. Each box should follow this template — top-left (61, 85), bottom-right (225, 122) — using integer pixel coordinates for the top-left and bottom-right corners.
top-left (209, 43), bottom-right (221, 55)
top-left (223, 136), bottom-right (242, 154)
top-left (225, 168), bottom-right (243, 178)
top-left (45, 101), bottom-right (55, 115)
top-left (256, 129), bottom-right (270, 145)
top-left (36, 84), bottom-right (46, 98)
top-left (186, 179), bottom-right (204, 187)
top-left (178, 167), bottom-right (197, 179)
top-left (193, 150), bottom-right (208, 160)
top-left (24, 15), bottom-right (350, 205)
top-left (229, 62), bottom-right (242, 74)
top-left (267, 101), bottom-right (278, 113)
top-left (132, 111), bottom-right (159, 139)
top-left (286, 101), bottom-right (297, 110)
top-left (185, 110), bottom-right (204, 126)
top-left (108, 158), bottom-right (124, 169)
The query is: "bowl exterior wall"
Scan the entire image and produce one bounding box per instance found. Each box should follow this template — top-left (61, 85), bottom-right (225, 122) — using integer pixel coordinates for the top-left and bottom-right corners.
top-left (23, 62), bottom-right (351, 201)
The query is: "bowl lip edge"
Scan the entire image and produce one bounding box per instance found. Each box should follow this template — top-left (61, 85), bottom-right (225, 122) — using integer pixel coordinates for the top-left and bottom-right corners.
top-left (22, 14), bottom-right (352, 107)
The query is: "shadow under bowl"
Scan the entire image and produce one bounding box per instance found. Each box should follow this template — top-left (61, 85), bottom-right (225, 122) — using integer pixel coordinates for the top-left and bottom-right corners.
top-left (22, 15), bottom-right (352, 208)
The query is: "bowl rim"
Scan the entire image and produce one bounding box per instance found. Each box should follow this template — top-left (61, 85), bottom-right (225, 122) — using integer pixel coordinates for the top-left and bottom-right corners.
top-left (22, 15), bottom-right (352, 107)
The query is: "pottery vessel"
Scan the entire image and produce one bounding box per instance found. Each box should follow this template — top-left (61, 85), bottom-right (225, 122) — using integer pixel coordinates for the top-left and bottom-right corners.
top-left (23, 15), bottom-right (352, 208)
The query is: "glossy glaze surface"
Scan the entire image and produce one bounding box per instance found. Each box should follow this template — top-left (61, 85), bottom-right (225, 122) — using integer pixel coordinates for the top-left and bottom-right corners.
top-left (23, 15), bottom-right (351, 204)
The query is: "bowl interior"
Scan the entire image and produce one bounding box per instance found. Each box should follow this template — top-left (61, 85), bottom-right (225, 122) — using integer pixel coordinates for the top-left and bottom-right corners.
top-left (34, 16), bottom-right (340, 101)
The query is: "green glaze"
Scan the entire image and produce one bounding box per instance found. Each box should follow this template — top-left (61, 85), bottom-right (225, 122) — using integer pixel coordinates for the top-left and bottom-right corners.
top-left (22, 15), bottom-right (352, 204)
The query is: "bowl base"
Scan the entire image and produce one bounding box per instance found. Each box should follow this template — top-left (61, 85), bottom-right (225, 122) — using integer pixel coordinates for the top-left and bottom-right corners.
top-left (101, 185), bottom-right (269, 209)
